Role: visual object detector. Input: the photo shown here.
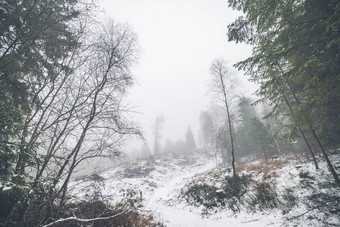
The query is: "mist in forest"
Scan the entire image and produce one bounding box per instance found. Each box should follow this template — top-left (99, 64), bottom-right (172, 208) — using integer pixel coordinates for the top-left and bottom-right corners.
top-left (99, 0), bottom-right (256, 158)
top-left (1, 0), bottom-right (339, 226)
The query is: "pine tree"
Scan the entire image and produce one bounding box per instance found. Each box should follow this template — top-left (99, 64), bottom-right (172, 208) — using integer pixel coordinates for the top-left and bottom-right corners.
top-left (185, 126), bottom-right (197, 153)
top-left (227, 0), bottom-right (340, 185)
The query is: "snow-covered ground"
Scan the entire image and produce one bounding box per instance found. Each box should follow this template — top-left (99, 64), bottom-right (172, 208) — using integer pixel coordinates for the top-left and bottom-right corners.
top-left (68, 154), bottom-right (340, 226)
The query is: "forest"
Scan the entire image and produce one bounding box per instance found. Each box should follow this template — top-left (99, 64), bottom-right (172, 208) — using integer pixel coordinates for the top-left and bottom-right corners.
top-left (0, 0), bottom-right (339, 226)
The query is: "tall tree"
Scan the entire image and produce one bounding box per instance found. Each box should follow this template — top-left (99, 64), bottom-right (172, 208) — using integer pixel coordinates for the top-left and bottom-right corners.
top-left (237, 97), bottom-right (258, 159)
top-left (0, 0), bottom-right (82, 183)
top-left (0, 3), bottom-right (141, 223)
top-left (249, 117), bottom-right (272, 163)
top-left (238, 98), bottom-right (273, 162)
top-left (227, 0), bottom-right (340, 185)
top-left (210, 59), bottom-right (239, 179)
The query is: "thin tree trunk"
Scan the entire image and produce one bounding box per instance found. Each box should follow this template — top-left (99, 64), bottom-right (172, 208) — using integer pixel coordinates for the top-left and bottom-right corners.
top-left (276, 61), bottom-right (340, 184)
top-left (219, 73), bottom-right (236, 179)
top-left (260, 141), bottom-right (268, 164)
top-left (269, 119), bottom-right (282, 157)
top-left (228, 114), bottom-right (236, 180)
top-left (307, 120), bottom-right (340, 186)
top-left (277, 83), bottom-right (319, 170)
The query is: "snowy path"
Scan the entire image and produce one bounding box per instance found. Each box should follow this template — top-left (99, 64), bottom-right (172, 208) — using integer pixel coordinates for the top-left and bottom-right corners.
top-left (69, 157), bottom-right (289, 226)
top-left (69, 156), bottom-right (340, 226)
top-left (144, 161), bottom-right (216, 226)
top-left (144, 160), bottom-right (214, 210)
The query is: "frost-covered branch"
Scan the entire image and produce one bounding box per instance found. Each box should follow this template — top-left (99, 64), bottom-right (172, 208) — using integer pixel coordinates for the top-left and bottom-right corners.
top-left (41, 209), bottom-right (129, 227)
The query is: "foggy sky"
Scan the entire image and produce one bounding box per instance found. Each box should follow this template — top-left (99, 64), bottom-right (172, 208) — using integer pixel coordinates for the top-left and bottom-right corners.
top-left (100, 0), bottom-right (255, 151)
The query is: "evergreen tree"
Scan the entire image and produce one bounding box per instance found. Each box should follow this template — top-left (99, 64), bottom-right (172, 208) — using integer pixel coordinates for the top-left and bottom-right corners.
top-left (249, 117), bottom-right (272, 163)
top-left (199, 111), bottom-right (215, 152)
top-left (0, 0), bottom-right (85, 222)
top-left (185, 126), bottom-right (196, 153)
top-left (227, 0), bottom-right (340, 184)
top-left (238, 98), bottom-right (273, 162)
top-left (237, 97), bottom-right (258, 159)
top-left (0, 0), bottom-right (81, 183)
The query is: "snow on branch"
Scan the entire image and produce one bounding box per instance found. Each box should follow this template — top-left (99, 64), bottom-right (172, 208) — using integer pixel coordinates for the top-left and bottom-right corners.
top-left (41, 209), bottom-right (128, 227)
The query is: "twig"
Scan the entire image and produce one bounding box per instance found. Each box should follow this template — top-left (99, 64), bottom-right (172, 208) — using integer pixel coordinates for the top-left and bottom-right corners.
top-left (41, 209), bottom-right (129, 227)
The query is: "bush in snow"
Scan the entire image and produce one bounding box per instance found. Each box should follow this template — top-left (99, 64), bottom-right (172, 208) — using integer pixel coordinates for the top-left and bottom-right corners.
top-left (183, 175), bottom-right (253, 213)
top-left (0, 185), bottom-right (32, 224)
top-left (247, 180), bottom-right (279, 211)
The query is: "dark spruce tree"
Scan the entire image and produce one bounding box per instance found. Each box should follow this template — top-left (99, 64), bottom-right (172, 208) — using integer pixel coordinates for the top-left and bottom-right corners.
top-left (227, 0), bottom-right (340, 185)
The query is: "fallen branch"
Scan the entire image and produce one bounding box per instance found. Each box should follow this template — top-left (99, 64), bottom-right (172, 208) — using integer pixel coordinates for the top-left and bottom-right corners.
top-left (286, 203), bottom-right (325, 220)
top-left (41, 209), bottom-right (129, 227)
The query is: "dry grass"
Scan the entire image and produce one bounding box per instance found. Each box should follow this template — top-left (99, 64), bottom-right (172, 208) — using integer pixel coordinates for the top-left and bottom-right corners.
top-left (236, 159), bottom-right (286, 179)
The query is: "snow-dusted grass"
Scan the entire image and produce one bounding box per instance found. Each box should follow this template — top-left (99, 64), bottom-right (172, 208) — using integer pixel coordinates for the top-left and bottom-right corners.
top-left (182, 155), bottom-right (340, 226)
top-left (68, 154), bottom-right (340, 226)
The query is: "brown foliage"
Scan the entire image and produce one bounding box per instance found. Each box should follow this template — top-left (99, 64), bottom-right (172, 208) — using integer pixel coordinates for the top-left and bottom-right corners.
top-left (236, 159), bottom-right (286, 179)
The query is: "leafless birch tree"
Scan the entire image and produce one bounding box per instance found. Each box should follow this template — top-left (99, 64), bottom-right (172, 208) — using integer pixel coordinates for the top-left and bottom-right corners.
top-left (210, 59), bottom-right (239, 179)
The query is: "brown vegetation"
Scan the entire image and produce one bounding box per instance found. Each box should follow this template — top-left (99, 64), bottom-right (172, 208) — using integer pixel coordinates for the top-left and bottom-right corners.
top-left (11, 200), bottom-right (162, 227)
top-left (236, 159), bottom-right (286, 179)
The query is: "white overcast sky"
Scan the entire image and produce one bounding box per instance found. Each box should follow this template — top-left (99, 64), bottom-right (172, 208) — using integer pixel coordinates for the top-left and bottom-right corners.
top-left (99, 0), bottom-right (254, 149)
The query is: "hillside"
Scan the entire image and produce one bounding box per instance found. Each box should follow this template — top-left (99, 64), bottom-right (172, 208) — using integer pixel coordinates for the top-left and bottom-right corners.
top-left (68, 154), bottom-right (340, 226)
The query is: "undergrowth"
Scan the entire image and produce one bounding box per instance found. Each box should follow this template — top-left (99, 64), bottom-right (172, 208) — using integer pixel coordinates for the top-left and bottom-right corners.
top-left (184, 174), bottom-right (256, 213)
top-left (6, 200), bottom-right (163, 227)
top-left (184, 174), bottom-right (282, 214)
top-left (182, 158), bottom-right (312, 215)
top-left (182, 155), bottom-right (340, 226)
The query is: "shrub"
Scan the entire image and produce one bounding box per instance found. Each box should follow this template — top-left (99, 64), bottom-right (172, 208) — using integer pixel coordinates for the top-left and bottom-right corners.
top-left (249, 181), bottom-right (279, 211)
top-left (298, 171), bottom-right (316, 188)
top-left (0, 185), bottom-right (32, 225)
top-left (184, 184), bottom-right (227, 209)
top-left (298, 171), bottom-right (315, 180)
top-left (184, 175), bottom-right (253, 213)
top-left (123, 165), bottom-right (154, 178)
top-left (282, 188), bottom-right (297, 208)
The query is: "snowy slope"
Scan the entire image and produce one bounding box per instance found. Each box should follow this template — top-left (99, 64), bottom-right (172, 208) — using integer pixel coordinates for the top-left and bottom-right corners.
top-left (68, 154), bottom-right (340, 226)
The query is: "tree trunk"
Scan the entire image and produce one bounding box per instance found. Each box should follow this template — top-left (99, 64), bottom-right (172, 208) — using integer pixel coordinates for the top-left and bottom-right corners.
top-left (276, 61), bottom-right (340, 184)
top-left (307, 121), bottom-right (340, 186)
top-left (277, 83), bottom-right (319, 170)
top-left (221, 78), bottom-right (236, 179)
top-left (260, 141), bottom-right (268, 164)
top-left (269, 119), bottom-right (282, 157)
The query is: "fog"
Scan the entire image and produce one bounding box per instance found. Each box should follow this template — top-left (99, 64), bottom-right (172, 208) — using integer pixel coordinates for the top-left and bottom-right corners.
top-left (100, 0), bottom-right (255, 154)
top-left (3, 1), bottom-right (338, 225)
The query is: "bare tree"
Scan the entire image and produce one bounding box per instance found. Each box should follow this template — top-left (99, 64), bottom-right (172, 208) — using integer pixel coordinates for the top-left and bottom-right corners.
top-left (0, 0), bottom-right (142, 224)
top-left (55, 20), bottom-right (141, 208)
top-left (210, 59), bottom-right (239, 179)
top-left (8, 18), bottom-right (141, 216)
